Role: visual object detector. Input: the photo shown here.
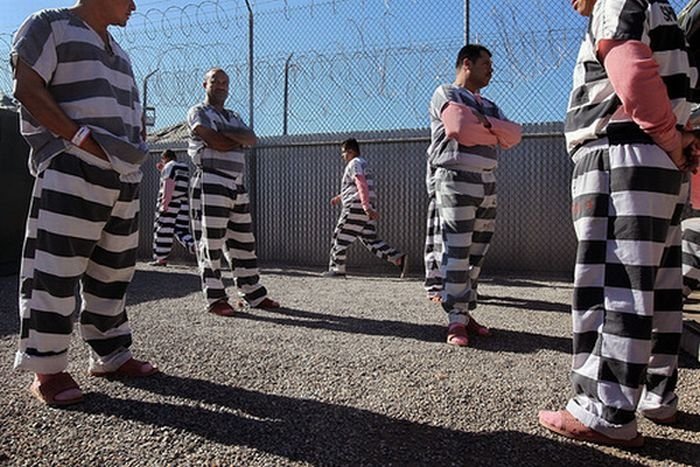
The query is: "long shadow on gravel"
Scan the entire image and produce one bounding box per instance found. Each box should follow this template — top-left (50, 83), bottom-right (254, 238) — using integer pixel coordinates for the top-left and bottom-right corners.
top-left (125, 269), bottom-right (201, 306)
top-left (72, 374), bottom-right (652, 466)
top-left (235, 307), bottom-right (445, 343)
top-left (234, 307), bottom-right (572, 353)
top-left (479, 295), bottom-right (571, 313)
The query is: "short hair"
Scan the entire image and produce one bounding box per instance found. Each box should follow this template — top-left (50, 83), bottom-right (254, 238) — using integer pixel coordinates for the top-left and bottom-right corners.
top-left (204, 67), bottom-right (227, 81)
top-left (161, 149), bottom-right (177, 161)
top-left (341, 138), bottom-right (360, 154)
top-left (455, 44), bottom-right (492, 68)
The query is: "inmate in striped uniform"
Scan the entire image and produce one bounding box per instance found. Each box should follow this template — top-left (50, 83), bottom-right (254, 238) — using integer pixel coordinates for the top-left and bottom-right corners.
top-left (12, 9), bottom-right (148, 374)
top-left (427, 83), bottom-right (506, 324)
top-left (563, 0), bottom-right (697, 441)
top-left (187, 103), bottom-right (270, 307)
top-left (153, 158), bottom-right (195, 262)
top-left (423, 165), bottom-right (443, 299)
top-left (327, 146), bottom-right (405, 275)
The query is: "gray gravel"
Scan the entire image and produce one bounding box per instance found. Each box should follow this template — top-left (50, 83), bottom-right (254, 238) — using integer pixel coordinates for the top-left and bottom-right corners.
top-left (1, 262), bottom-right (699, 466)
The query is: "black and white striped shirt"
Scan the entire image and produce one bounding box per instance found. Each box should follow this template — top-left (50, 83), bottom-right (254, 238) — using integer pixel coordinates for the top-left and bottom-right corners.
top-left (11, 8), bottom-right (146, 175)
top-left (565, 0), bottom-right (698, 154)
top-left (159, 160), bottom-right (189, 203)
top-left (427, 84), bottom-right (508, 172)
top-left (340, 157), bottom-right (377, 207)
top-left (187, 103), bottom-right (248, 179)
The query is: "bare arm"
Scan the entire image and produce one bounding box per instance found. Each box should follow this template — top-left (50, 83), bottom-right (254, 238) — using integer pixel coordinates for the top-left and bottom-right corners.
top-left (221, 126), bottom-right (256, 147)
top-left (13, 59), bottom-right (107, 160)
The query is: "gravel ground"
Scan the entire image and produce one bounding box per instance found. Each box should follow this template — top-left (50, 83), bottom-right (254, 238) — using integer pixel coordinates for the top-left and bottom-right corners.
top-left (1, 262), bottom-right (699, 466)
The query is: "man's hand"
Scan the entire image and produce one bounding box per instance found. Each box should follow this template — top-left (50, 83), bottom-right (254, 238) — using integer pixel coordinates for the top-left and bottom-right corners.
top-left (668, 129), bottom-right (700, 171)
top-left (330, 195), bottom-right (341, 206)
top-left (364, 208), bottom-right (380, 220)
top-left (81, 136), bottom-right (109, 161)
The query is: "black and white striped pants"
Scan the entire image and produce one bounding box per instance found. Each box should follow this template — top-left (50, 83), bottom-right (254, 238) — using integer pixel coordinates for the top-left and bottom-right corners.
top-left (14, 150), bottom-right (141, 374)
top-left (328, 201), bottom-right (403, 274)
top-left (567, 139), bottom-right (685, 441)
top-left (152, 198), bottom-right (194, 261)
top-left (424, 170), bottom-right (443, 297)
top-left (190, 168), bottom-right (268, 307)
top-left (433, 167), bottom-right (496, 324)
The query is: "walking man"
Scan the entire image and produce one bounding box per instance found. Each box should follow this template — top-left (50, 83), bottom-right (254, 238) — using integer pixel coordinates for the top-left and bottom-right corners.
top-left (188, 68), bottom-right (279, 316)
top-left (12, 0), bottom-right (158, 407)
top-left (426, 44), bottom-right (521, 347)
top-left (324, 138), bottom-right (408, 278)
top-left (538, 0), bottom-right (698, 447)
top-left (152, 149), bottom-right (195, 265)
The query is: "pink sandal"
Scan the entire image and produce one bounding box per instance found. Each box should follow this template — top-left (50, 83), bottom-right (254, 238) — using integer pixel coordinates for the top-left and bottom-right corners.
top-left (538, 409), bottom-right (644, 448)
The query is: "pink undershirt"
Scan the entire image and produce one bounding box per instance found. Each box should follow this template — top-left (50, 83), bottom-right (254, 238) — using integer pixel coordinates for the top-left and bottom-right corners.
top-left (598, 39), bottom-right (681, 153)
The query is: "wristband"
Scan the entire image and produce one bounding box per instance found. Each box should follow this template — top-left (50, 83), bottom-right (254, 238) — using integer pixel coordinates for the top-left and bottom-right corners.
top-left (70, 126), bottom-right (91, 148)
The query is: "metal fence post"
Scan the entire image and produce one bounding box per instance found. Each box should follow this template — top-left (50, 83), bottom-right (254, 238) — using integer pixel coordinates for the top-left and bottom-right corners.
top-left (245, 0), bottom-right (257, 233)
top-left (464, 0), bottom-right (469, 44)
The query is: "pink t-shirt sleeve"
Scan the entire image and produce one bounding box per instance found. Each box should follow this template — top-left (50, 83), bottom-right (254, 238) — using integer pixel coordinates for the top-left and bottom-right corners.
top-left (599, 39), bottom-right (681, 153)
top-left (441, 102), bottom-right (499, 147)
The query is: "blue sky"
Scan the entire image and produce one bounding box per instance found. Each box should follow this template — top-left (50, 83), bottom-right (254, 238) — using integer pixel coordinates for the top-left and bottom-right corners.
top-left (0, 0), bottom-right (691, 135)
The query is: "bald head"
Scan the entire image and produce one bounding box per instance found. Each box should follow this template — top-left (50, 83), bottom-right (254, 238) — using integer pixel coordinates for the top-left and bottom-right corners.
top-left (203, 68), bottom-right (229, 109)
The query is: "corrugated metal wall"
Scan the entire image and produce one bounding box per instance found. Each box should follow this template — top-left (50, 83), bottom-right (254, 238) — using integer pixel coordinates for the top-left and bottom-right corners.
top-left (141, 123), bottom-right (576, 274)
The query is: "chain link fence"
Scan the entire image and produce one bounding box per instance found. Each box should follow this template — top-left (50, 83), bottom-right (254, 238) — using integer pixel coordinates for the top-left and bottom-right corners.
top-left (0, 0), bottom-right (688, 136)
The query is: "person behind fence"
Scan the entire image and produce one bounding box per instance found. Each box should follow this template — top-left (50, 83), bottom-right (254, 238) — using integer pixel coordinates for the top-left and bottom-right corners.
top-left (11, 0), bottom-right (159, 407)
top-left (538, 0), bottom-right (699, 448)
top-left (152, 149), bottom-right (195, 266)
top-left (426, 44), bottom-right (521, 347)
top-left (323, 138), bottom-right (409, 279)
top-left (187, 67), bottom-right (280, 316)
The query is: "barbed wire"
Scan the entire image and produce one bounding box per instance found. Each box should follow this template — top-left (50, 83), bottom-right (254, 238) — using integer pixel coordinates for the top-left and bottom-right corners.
top-left (4, 0), bottom-right (685, 133)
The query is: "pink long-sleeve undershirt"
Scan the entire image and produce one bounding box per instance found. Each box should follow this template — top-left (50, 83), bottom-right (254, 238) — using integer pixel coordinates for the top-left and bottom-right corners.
top-left (598, 39), bottom-right (681, 153)
top-left (442, 102), bottom-right (521, 149)
top-left (354, 174), bottom-right (371, 211)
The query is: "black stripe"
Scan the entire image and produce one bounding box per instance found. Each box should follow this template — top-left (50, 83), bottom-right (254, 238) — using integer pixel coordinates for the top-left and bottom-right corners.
top-left (118, 182), bottom-right (140, 202)
top-left (104, 215), bottom-right (139, 236)
top-left (602, 310), bottom-right (652, 339)
top-left (51, 78), bottom-right (137, 108)
top-left (85, 334), bottom-right (132, 357)
top-left (21, 310), bottom-right (74, 336)
top-left (232, 258), bottom-right (258, 270)
top-left (80, 310), bottom-right (128, 333)
top-left (615, 0), bottom-right (646, 40)
top-left (573, 330), bottom-right (597, 355)
top-left (36, 229), bottom-right (95, 257)
top-left (606, 122), bottom-right (654, 146)
top-left (573, 287), bottom-right (604, 311)
top-left (82, 275), bottom-right (130, 300)
top-left (644, 368), bottom-right (678, 397)
top-left (576, 240), bottom-right (606, 264)
top-left (651, 331), bottom-right (681, 355)
top-left (41, 189), bottom-right (113, 222)
top-left (604, 263), bottom-right (657, 290)
top-left (24, 347), bottom-right (68, 358)
top-left (235, 275), bottom-right (260, 287)
top-left (228, 221), bottom-right (252, 233)
top-left (33, 270), bottom-right (78, 298)
top-left (56, 41), bottom-right (134, 76)
top-left (572, 193), bottom-right (610, 221)
top-left (648, 24), bottom-right (687, 52)
top-left (565, 97), bottom-right (620, 135)
top-left (661, 73), bottom-right (692, 100)
top-left (608, 215), bottom-right (672, 242)
top-left (600, 356), bottom-right (647, 389)
top-left (49, 152), bottom-right (120, 189)
top-left (583, 60), bottom-right (607, 83)
top-left (202, 182), bottom-right (236, 198)
top-left (572, 147), bottom-right (609, 178)
top-left (90, 245), bottom-right (137, 270)
top-left (610, 166), bottom-right (681, 195)
top-left (654, 289), bottom-right (682, 313)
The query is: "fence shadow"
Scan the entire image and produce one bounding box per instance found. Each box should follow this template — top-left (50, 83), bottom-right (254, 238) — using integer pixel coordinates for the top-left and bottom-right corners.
top-left (69, 373), bottom-right (648, 466)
